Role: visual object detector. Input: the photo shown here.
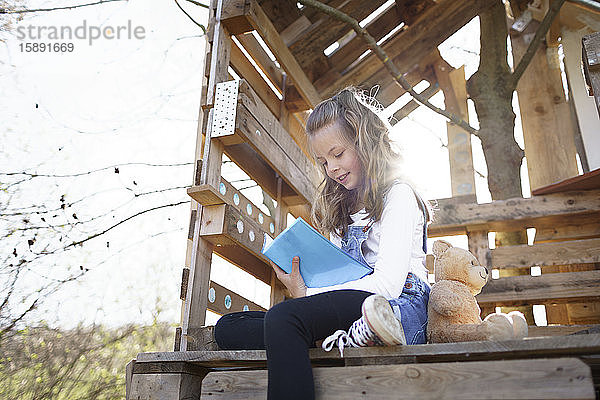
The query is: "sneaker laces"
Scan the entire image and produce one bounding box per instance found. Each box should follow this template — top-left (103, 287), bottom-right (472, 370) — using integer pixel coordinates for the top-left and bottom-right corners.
top-left (321, 316), bottom-right (384, 357)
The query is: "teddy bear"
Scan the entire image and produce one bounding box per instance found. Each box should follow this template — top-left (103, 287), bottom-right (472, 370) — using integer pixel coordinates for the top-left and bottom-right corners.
top-left (427, 240), bottom-right (528, 343)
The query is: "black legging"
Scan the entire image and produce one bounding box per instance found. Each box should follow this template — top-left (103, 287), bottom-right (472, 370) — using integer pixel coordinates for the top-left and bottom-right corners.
top-left (214, 289), bottom-right (373, 400)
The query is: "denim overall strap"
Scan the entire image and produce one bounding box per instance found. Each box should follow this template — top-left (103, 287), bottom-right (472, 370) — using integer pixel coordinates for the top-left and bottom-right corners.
top-left (340, 223), bottom-right (372, 267)
top-left (414, 194), bottom-right (428, 254)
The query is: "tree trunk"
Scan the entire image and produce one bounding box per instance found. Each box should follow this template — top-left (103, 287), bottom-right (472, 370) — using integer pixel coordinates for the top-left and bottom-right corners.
top-left (467, 0), bottom-right (523, 202)
top-left (466, 0), bottom-right (533, 323)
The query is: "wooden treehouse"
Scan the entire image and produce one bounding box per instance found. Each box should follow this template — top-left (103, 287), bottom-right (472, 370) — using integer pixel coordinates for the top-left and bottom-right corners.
top-left (127, 0), bottom-right (600, 398)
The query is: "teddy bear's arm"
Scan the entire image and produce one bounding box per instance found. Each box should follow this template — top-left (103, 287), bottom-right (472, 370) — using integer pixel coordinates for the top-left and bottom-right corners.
top-left (429, 283), bottom-right (463, 316)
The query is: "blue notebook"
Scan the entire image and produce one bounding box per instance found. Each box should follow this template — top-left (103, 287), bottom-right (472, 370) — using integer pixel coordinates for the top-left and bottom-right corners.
top-left (261, 217), bottom-right (373, 288)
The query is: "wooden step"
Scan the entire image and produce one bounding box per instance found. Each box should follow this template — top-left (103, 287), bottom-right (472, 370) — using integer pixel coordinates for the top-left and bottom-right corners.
top-left (200, 358), bottom-right (595, 399)
top-left (476, 270), bottom-right (600, 307)
top-left (134, 333), bottom-right (600, 369)
top-left (528, 324), bottom-right (600, 337)
top-left (199, 203), bottom-right (271, 282)
top-left (175, 324), bottom-right (600, 353)
top-left (188, 178), bottom-right (277, 238)
top-left (429, 189), bottom-right (600, 237)
top-left (490, 237), bottom-right (600, 269)
top-left (129, 334), bottom-right (600, 400)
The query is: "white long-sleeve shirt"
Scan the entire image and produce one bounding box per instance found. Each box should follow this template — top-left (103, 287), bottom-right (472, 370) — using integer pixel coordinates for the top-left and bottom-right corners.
top-left (305, 182), bottom-right (429, 299)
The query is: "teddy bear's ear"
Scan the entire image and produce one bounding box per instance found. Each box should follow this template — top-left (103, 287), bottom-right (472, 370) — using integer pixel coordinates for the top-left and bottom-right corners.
top-left (432, 240), bottom-right (452, 258)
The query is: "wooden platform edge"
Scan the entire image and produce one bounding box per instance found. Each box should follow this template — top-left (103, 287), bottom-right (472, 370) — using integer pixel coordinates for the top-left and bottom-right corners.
top-left (200, 358), bottom-right (595, 400)
top-left (135, 333), bottom-right (600, 366)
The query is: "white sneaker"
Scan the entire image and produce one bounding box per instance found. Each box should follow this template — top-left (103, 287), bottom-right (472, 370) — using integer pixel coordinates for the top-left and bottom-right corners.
top-left (322, 295), bottom-right (406, 357)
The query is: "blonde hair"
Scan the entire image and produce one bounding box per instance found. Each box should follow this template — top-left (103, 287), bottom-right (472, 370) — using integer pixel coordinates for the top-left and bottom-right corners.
top-left (306, 87), bottom-right (426, 237)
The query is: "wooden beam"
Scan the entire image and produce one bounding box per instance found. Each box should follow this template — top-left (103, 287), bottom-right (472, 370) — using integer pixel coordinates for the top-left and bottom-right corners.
top-left (256, 0), bottom-right (303, 33)
top-left (219, 101), bottom-right (315, 204)
top-left (182, 0), bottom-right (231, 351)
top-left (327, 5), bottom-right (403, 73)
top-left (583, 31), bottom-right (600, 117)
top-left (490, 237), bottom-right (600, 269)
top-left (513, 24), bottom-right (598, 325)
top-left (533, 216), bottom-right (600, 242)
top-left (468, 230), bottom-right (490, 267)
top-left (136, 333), bottom-right (600, 366)
top-left (237, 80), bottom-right (317, 185)
top-left (181, 20), bottom-right (211, 355)
top-left (428, 189), bottom-right (600, 237)
top-left (532, 168), bottom-right (600, 195)
top-left (221, 0), bottom-right (321, 107)
top-left (435, 64), bottom-right (476, 197)
top-left (229, 39), bottom-right (281, 118)
top-left (185, 326), bottom-right (219, 351)
top-left (315, 0), bottom-right (495, 98)
top-left (206, 280), bottom-right (265, 316)
top-left (229, 43), bottom-right (312, 157)
top-left (271, 176), bottom-right (289, 306)
top-left (289, 0), bottom-right (389, 72)
top-left (545, 262), bottom-right (600, 326)
top-left (200, 204), bottom-right (267, 259)
top-left (395, 0), bottom-right (437, 25)
top-left (200, 358), bottom-right (594, 400)
top-left (511, 20), bottom-right (580, 192)
top-left (392, 82), bottom-right (440, 121)
top-left (476, 270), bottom-right (600, 307)
top-left (214, 243), bottom-right (271, 284)
top-left (129, 372), bottom-right (205, 400)
top-left (369, 61), bottom-right (437, 108)
top-left (280, 15), bottom-right (312, 47)
top-left (562, 28), bottom-right (599, 171)
top-left (527, 324), bottom-right (600, 337)
top-left (173, 323), bottom-right (600, 352)
top-left (223, 142), bottom-right (300, 203)
top-left (187, 178), bottom-right (277, 238)
top-left (282, 83), bottom-right (311, 113)
top-left (236, 32), bottom-right (284, 90)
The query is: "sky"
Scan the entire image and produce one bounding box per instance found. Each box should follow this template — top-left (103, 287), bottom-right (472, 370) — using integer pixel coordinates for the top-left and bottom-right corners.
top-left (1, 0), bottom-right (548, 330)
top-left (1, 0), bottom-right (211, 329)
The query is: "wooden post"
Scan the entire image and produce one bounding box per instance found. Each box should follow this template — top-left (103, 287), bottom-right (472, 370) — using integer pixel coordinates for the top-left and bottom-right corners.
top-left (562, 28), bottom-right (600, 171)
top-left (270, 175), bottom-right (289, 306)
top-left (511, 22), bottom-right (579, 192)
top-left (511, 20), bottom-right (580, 325)
top-left (582, 32), bottom-right (600, 116)
top-left (181, 0), bottom-right (232, 352)
top-left (467, 230), bottom-right (494, 318)
top-left (177, 14), bottom-right (211, 354)
top-left (435, 63), bottom-right (477, 201)
top-left (542, 31), bottom-right (600, 325)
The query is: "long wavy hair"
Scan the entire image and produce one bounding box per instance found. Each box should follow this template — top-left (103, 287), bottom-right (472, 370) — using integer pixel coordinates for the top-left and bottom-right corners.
top-left (306, 87), bottom-right (427, 237)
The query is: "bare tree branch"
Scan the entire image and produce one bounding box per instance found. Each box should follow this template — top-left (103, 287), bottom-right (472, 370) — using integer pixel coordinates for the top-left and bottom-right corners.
top-left (8, 185), bottom-right (189, 233)
top-left (184, 0), bottom-right (209, 9)
top-left (1, 298), bottom-right (38, 336)
top-left (0, 0), bottom-right (127, 14)
top-left (297, 0), bottom-right (479, 137)
top-left (511, 0), bottom-right (566, 89)
top-left (174, 0), bottom-right (206, 34)
top-left (1, 161), bottom-right (193, 178)
top-left (66, 200), bottom-right (189, 249)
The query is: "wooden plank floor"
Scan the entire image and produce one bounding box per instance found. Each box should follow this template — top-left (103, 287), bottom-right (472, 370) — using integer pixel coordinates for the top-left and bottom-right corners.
top-left (201, 358), bottom-right (595, 399)
top-left (135, 333), bottom-right (600, 368)
top-left (131, 334), bottom-right (600, 399)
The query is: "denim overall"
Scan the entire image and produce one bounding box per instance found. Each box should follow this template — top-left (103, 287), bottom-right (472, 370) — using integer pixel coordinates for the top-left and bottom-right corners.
top-left (340, 198), bottom-right (430, 345)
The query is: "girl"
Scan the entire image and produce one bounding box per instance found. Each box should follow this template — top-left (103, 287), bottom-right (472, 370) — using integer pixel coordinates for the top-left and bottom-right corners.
top-left (214, 87), bottom-right (431, 400)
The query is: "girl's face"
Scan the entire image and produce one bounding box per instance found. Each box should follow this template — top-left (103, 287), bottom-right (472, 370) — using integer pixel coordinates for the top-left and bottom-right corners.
top-left (309, 123), bottom-right (364, 191)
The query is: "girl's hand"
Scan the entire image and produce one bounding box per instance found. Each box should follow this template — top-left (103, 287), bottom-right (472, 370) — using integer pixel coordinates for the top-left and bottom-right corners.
top-left (269, 256), bottom-right (307, 298)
